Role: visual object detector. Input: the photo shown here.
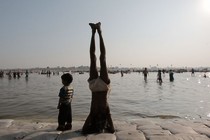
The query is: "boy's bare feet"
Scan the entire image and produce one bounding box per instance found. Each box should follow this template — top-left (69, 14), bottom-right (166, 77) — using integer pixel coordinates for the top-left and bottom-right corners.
top-left (56, 125), bottom-right (65, 131)
top-left (65, 123), bottom-right (72, 130)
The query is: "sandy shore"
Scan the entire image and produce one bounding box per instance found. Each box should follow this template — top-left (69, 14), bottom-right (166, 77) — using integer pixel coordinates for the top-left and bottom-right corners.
top-left (0, 118), bottom-right (210, 140)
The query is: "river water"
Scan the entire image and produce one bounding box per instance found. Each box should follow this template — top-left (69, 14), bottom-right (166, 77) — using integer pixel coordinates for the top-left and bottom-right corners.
top-left (0, 72), bottom-right (210, 122)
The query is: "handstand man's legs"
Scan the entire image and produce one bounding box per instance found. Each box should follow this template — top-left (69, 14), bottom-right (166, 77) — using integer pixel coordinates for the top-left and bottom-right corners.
top-left (89, 23), bottom-right (98, 81)
top-left (82, 23), bottom-right (98, 134)
top-left (95, 22), bottom-right (110, 84)
top-left (96, 22), bottom-right (114, 133)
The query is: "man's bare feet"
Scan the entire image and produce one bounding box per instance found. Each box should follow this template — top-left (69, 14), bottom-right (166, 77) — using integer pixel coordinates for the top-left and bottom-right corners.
top-left (89, 23), bottom-right (96, 33)
top-left (95, 22), bottom-right (102, 33)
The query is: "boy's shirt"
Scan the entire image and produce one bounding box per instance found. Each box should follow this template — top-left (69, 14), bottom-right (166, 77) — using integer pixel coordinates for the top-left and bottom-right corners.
top-left (59, 85), bottom-right (74, 104)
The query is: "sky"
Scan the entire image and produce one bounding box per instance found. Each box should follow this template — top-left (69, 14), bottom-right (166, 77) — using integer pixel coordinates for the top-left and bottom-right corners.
top-left (0, 0), bottom-right (210, 69)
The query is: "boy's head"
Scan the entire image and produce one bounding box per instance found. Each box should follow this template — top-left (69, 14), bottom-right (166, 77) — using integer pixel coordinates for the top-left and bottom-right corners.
top-left (61, 73), bottom-right (73, 86)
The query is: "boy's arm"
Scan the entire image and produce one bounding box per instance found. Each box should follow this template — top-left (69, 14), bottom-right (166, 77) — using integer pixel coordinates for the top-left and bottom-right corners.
top-left (69, 89), bottom-right (74, 102)
top-left (71, 89), bottom-right (74, 98)
top-left (57, 98), bottom-right (61, 109)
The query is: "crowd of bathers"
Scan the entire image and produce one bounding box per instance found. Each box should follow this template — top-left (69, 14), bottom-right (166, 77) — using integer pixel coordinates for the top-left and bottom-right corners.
top-left (0, 70), bottom-right (4, 78)
top-left (0, 69), bottom-right (61, 79)
top-left (0, 70), bottom-right (29, 78)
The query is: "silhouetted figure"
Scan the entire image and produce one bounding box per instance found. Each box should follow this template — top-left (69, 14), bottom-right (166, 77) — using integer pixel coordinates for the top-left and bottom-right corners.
top-left (121, 70), bottom-right (124, 77)
top-left (82, 22), bottom-right (115, 134)
top-left (13, 72), bottom-right (17, 78)
top-left (8, 71), bottom-right (12, 79)
top-left (0, 70), bottom-right (4, 78)
top-left (57, 73), bottom-right (74, 131)
top-left (17, 71), bottom-right (20, 78)
top-left (25, 70), bottom-right (29, 78)
top-left (204, 73), bottom-right (207, 78)
top-left (157, 70), bottom-right (162, 84)
top-left (169, 70), bottom-right (174, 82)
top-left (191, 68), bottom-right (195, 76)
top-left (47, 70), bottom-right (51, 77)
top-left (143, 67), bottom-right (148, 81)
top-left (162, 69), bottom-right (166, 77)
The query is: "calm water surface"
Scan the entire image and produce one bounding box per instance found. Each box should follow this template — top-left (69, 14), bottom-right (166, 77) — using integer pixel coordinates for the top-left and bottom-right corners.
top-left (0, 72), bottom-right (210, 122)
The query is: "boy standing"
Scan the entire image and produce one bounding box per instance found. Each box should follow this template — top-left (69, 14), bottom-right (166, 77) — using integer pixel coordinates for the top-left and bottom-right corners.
top-left (57, 73), bottom-right (74, 131)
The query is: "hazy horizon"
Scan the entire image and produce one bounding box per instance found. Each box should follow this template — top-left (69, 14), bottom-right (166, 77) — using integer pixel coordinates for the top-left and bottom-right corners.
top-left (1, 65), bottom-right (210, 71)
top-left (1, 0), bottom-right (210, 69)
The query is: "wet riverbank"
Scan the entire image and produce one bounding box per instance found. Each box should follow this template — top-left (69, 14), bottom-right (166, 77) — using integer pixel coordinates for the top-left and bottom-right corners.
top-left (1, 118), bottom-right (210, 140)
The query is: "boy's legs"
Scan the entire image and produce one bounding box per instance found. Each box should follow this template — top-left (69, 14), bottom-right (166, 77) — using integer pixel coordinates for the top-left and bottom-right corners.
top-left (65, 103), bottom-right (72, 130)
top-left (57, 104), bottom-right (66, 131)
top-left (96, 23), bottom-right (110, 84)
top-left (88, 23), bottom-right (98, 81)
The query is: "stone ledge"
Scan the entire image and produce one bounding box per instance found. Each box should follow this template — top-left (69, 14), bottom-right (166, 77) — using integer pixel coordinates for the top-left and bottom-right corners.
top-left (0, 118), bottom-right (210, 140)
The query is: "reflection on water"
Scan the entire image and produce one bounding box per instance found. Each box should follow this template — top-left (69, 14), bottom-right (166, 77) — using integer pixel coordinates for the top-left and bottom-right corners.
top-left (0, 72), bottom-right (210, 121)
